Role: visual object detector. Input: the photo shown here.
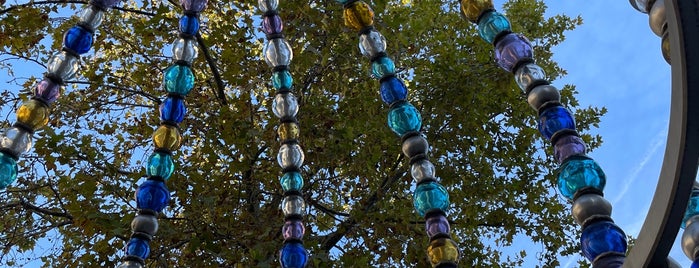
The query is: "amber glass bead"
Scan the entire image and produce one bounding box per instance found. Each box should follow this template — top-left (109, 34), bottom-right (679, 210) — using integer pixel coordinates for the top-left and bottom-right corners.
top-left (344, 1), bottom-right (374, 31)
top-left (16, 99), bottom-right (49, 130)
top-left (427, 238), bottom-right (459, 267)
top-left (153, 125), bottom-right (181, 151)
top-left (278, 122), bottom-right (299, 141)
top-left (460, 0), bottom-right (494, 22)
top-left (661, 31), bottom-right (670, 64)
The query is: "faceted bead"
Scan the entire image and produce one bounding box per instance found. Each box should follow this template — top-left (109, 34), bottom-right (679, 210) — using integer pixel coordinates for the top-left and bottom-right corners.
top-left (427, 238), bottom-right (460, 267)
top-left (527, 84), bottom-right (560, 111)
top-left (277, 143), bottom-right (304, 170)
top-left (91, 0), bottom-right (121, 9)
top-left (282, 220), bottom-right (305, 241)
top-left (0, 152), bottom-right (18, 189)
top-left (17, 99), bottom-right (50, 130)
top-left (272, 70), bottom-right (293, 90)
top-left (172, 38), bottom-right (198, 65)
top-left (460, 0), bottom-right (494, 22)
top-left (63, 26), bottom-right (93, 54)
top-left (683, 190), bottom-right (699, 228)
top-left (411, 159), bottom-right (436, 181)
top-left (135, 179), bottom-right (171, 212)
top-left (413, 181), bottom-right (450, 217)
top-left (278, 122), bottom-right (300, 141)
top-left (79, 7), bottom-right (104, 29)
top-left (47, 52), bottom-right (79, 81)
top-left (379, 76), bottom-right (407, 105)
top-left (0, 127), bottom-right (33, 156)
top-left (580, 221), bottom-right (627, 261)
top-left (258, 0), bottom-right (279, 13)
top-left (649, 0), bottom-right (666, 37)
top-left (425, 214), bottom-right (450, 238)
top-left (554, 135), bottom-right (586, 164)
top-left (343, 1), bottom-right (374, 31)
top-left (126, 237), bottom-right (150, 259)
top-left (282, 195), bottom-right (305, 216)
top-left (279, 242), bottom-right (308, 268)
top-left (477, 10), bottom-right (510, 44)
top-left (272, 93), bottom-right (299, 119)
top-left (116, 261), bottom-right (144, 268)
top-left (537, 105), bottom-right (575, 140)
top-left (163, 65), bottom-right (195, 96)
top-left (557, 155), bottom-right (606, 200)
top-left (152, 125), bottom-right (181, 151)
top-left (179, 15), bottom-right (200, 36)
top-left (33, 79), bottom-right (60, 104)
top-left (514, 63), bottom-right (546, 92)
top-left (179, 0), bottom-right (208, 12)
top-left (388, 102), bottom-right (422, 136)
top-left (494, 33), bottom-right (533, 72)
top-left (146, 152), bottom-right (175, 180)
top-left (264, 38), bottom-right (293, 67)
top-left (280, 171), bottom-right (304, 192)
top-left (359, 29), bottom-right (386, 58)
top-left (371, 56), bottom-right (395, 79)
top-left (262, 14), bottom-right (283, 35)
top-left (160, 97), bottom-right (186, 124)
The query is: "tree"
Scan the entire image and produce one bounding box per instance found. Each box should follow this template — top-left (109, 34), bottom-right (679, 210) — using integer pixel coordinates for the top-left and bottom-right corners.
top-left (0, 0), bottom-right (602, 267)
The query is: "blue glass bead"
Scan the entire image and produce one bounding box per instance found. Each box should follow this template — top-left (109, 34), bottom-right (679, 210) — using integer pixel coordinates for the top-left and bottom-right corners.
top-left (164, 65), bottom-right (195, 96)
top-left (413, 181), bottom-right (450, 217)
top-left (160, 97), bottom-right (186, 124)
top-left (683, 189), bottom-right (699, 228)
top-left (557, 155), bottom-right (606, 200)
top-left (0, 152), bottom-right (18, 189)
top-left (146, 152), bottom-right (175, 180)
top-left (272, 70), bottom-right (293, 90)
top-left (388, 102), bottom-right (421, 136)
top-left (280, 172), bottom-right (303, 192)
top-left (179, 15), bottom-right (200, 36)
top-left (478, 11), bottom-right (511, 44)
top-left (692, 259), bottom-right (699, 268)
top-left (136, 180), bottom-right (171, 212)
top-left (371, 56), bottom-right (395, 79)
top-left (279, 242), bottom-right (308, 268)
top-left (126, 237), bottom-right (150, 259)
top-left (379, 77), bottom-right (407, 105)
top-left (580, 221), bottom-right (627, 261)
top-left (63, 26), bottom-right (93, 54)
top-left (537, 105), bottom-right (575, 140)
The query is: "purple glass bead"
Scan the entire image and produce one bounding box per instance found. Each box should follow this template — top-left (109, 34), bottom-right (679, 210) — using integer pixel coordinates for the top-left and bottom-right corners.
top-left (494, 33), bottom-right (533, 72)
top-left (90, 0), bottom-right (122, 9)
top-left (282, 220), bottom-right (305, 241)
top-left (262, 14), bottom-right (283, 35)
top-left (554, 135), bottom-right (586, 163)
top-left (425, 214), bottom-right (450, 238)
top-left (179, 0), bottom-right (208, 12)
top-left (33, 79), bottom-right (60, 103)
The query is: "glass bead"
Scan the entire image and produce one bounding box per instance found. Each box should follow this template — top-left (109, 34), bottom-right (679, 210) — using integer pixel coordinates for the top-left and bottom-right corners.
top-left (160, 97), bottom-right (186, 124)
top-left (371, 56), bottom-right (395, 79)
top-left (136, 179), bottom-right (171, 212)
top-left (477, 10), bottom-right (510, 44)
top-left (0, 127), bottom-right (32, 156)
top-left (163, 65), bottom-right (195, 96)
top-left (631, 0), bottom-right (650, 13)
top-left (263, 14), bottom-right (283, 35)
top-left (282, 220), bottom-right (305, 241)
top-left (494, 33), bottom-right (533, 72)
top-left (280, 171), bottom-right (304, 192)
top-left (258, 0), bottom-right (278, 13)
top-left (359, 29), bottom-right (386, 58)
top-left (460, 0), bottom-right (494, 22)
top-left (153, 125), bottom-right (181, 151)
top-left (527, 84), bottom-right (560, 111)
top-left (692, 259), bottom-right (699, 268)
top-left (79, 7), bottom-right (104, 29)
top-left (47, 52), bottom-right (79, 81)
top-left (179, 15), bottom-right (200, 36)
top-left (514, 63), bottom-right (546, 92)
top-left (537, 105), bottom-right (575, 140)
top-left (272, 93), bottom-right (299, 119)
top-left (33, 78), bottom-right (60, 104)
top-left (427, 238), bottom-right (460, 267)
top-left (17, 99), bottom-right (50, 130)
top-left (334, 0), bottom-right (354, 4)
top-left (648, 0), bottom-right (666, 37)
top-left (557, 155), bottom-right (606, 200)
top-left (343, 1), bottom-right (374, 31)
top-left (172, 38), bottom-right (199, 65)
top-left (91, 0), bottom-right (121, 9)
top-left (146, 152), bottom-right (175, 180)
top-left (413, 181), bottom-right (450, 217)
top-left (272, 70), bottom-right (293, 90)
top-left (425, 214), bottom-right (450, 238)
top-left (126, 237), bottom-right (150, 259)
top-left (580, 221), bottom-right (627, 261)
top-left (411, 159), bottom-right (436, 181)
top-left (179, 0), bottom-right (208, 12)
top-left (116, 261), bottom-right (143, 268)
top-left (379, 77), bottom-right (407, 105)
top-left (279, 242), bottom-right (308, 268)
top-left (277, 144), bottom-right (304, 170)
top-left (263, 38), bottom-right (293, 67)
top-left (278, 122), bottom-right (300, 141)
top-left (282, 195), bottom-right (305, 216)
top-left (388, 102), bottom-right (422, 136)
top-left (683, 190), bottom-right (699, 228)
top-left (554, 135), bottom-right (586, 164)
top-left (63, 26), bottom-right (93, 55)
top-left (0, 152), bottom-right (18, 189)
top-left (661, 31), bottom-right (670, 64)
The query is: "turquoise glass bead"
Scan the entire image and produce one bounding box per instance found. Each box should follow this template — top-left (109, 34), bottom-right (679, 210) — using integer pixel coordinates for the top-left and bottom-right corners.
top-left (388, 102), bottom-right (421, 136)
top-left (272, 70), bottom-right (293, 90)
top-left (164, 65), bottom-right (195, 96)
top-left (683, 189), bottom-right (699, 228)
top-left (557, 155), bottom-right (606, 200)
top-left (0, 152), bottom-right (18, 189)
top-left (371, 56), bottom-right (395, 79)
top-left (413, 181), bottom-right (450, 217)
top-left (146, 152), bottom-right (175, 180)
top-left (478, 11), bottom-right (511, 44)
top-left (280, 171), bottom-right (304, 192)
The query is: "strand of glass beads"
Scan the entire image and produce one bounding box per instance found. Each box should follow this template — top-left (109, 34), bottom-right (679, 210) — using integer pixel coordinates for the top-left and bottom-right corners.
top-left (459, 1), bottom-right (628, 267)
top-left (257, 0), bottom-right (310, 267)
top-left (115, 0), bottom-right (207, 267)
top-left (629, 0), bottom-right (672, 63)
top-left (681, 187), bottom-right (699, 268)
top-left (338, 1), bottom-right (459, 267)
top-left (0, 0), bottom-right (121, 189)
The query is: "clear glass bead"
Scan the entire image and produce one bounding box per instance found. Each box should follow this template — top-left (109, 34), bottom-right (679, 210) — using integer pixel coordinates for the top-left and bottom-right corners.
top-left (0, 127), bottom-right (32, 156)
top-left (172, 38), bottom-right (199, 65)
top-left (79, 6), bottom-right (104, 29)
top-left (514, 63), bottom-right (546, 92)
top-left (411, 159), bottom-right (436, 181)
top-left (281, 195), bottom-right (305, 216)
top-left (277, 143), bottom-right (304, 170)
top-left (631, 0), bottom-right (651, 13)
top-left (263, 38), bottom-right (293, 67)
top-left (272, 93), bottom-right (299, 119)
top-left (47, 52), bottom-right (79, 81)
top-left (359, 29), bottom-right (386, 58)
top-left (258, 0), bottom-right (279, 13)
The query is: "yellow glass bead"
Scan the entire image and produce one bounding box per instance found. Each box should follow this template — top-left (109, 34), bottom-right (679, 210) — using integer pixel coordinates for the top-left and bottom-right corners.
top-left (427, 238), bottom-right (459, 267)
top-left (16, 99), bottom-right (50, 130)
top-left (343, 1), bottom-right (374, 31)
top-left (153, 125), bottom-right (181, 151)
top-left (661, 31), bottom-right (671, 64)
top-left (460, 0), bottom-right (494, 22)
top-left (278, 122), bottom-right (300, 141)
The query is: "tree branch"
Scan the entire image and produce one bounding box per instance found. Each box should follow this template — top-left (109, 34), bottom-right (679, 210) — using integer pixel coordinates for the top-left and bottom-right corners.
top-left (195, 33), bottom-right (228, 105)
top-left (0, 1), bottom-right (156, 17)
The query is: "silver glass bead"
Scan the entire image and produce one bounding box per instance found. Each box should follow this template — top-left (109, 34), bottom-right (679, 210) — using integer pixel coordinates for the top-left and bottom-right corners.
top-left (282, 195), bottom-right (305, 216)
top-left (571, 194), bottom-right (612, 226)
top-left (131, 214), bottom-right (159, 236)
top-left (0, 127), bottom-right (32, 156)
top-left (116, 261), bottom-right (144, 268)
top-left (630, 0), bottom-right (650, 13)
top-left (47, 52), bottom-right (79, 81)
top-left (410, 159), bottom-right (435, 182)
top-left (277, 143), bottom-right (304, 170)
top-left (526, 84), bottom-right (560, 111)
top-left (683, 221), bottom-right (699, 259)
top-left (359, 29), bottom-right (387, 58)
top-left (263, 38), bottom-right (293, 67)
top-left (648, 0), bottom-right (666, 37)
top-left (401, 135), bottom-right (429, 158)
top-left (79, 6), bottom-right (104, 29)
top-left (272, 93), bottom-right (299, 119)
top-left (172, 38), bottom-right (199, 65)
top-left (514, 63), bottom-right (546, 92)
top-left (257, 0), bottom-right (279, 13)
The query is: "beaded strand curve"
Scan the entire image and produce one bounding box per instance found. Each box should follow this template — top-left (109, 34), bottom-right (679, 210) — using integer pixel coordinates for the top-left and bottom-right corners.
top-left (460, 0), bottom-right (628, 266)
top-left (257, 0), bottom-right (310, 267)
top-left (338, 1), bottom-right (460, 267)
top-left (115, 0), bottom-right (207, 267)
